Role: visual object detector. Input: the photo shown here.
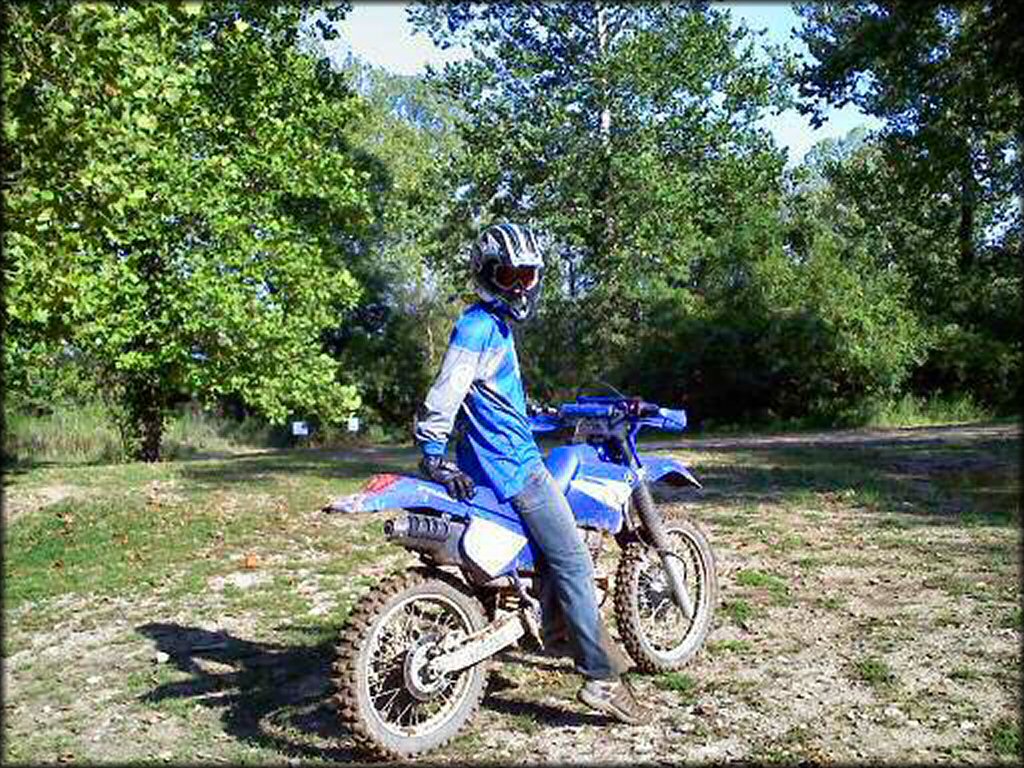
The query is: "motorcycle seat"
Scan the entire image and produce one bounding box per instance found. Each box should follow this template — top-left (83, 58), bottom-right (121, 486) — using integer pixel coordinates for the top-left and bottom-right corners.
top-left (544, 446), bottom-right (580, 494)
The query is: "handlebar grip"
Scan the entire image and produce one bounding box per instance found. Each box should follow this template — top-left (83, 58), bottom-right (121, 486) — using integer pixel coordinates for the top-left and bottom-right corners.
top-left (560, 402), bottom-right (616, 419)
top-left (657, 407), bottom-right (687, 431)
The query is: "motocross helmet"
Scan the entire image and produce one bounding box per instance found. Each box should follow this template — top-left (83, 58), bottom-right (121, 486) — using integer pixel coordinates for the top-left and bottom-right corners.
top-left (470, 223), bottom-right (545, 322)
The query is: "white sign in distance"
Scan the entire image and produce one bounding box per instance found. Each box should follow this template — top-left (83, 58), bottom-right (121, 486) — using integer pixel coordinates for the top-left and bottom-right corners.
top-left (291, 421), bottom-right (309, 437)
top-left (347, 416), bottom-right (360, 433)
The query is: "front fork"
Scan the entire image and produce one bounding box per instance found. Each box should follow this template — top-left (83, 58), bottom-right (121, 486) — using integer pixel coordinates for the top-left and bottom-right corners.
top-left (621, 438), bottom-right (696, 620)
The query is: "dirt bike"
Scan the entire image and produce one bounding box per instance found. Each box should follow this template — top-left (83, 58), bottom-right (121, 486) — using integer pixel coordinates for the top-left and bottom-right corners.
top-left (323, 395), bottom-right (717, 759)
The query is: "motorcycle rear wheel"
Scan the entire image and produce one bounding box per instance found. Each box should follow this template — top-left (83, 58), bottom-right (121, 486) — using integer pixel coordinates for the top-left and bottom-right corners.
top-left (333, 568), bottom-right (489, 759)
top-left (614, 518), bottom-right (717, 672)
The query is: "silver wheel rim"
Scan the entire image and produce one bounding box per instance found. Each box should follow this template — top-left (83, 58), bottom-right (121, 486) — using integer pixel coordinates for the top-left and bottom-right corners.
top-left (363, 592), bottom-right (476, 739)
top-left (632, 528), bottom-right (706, 661)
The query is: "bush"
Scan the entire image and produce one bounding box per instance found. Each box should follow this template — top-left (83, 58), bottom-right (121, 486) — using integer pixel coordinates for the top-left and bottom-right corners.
top-left (2, 401), bottom-right (287, 466)
top-left (851, 392), bottom-right (994, 428)
top-left (911, 323), bottom-right (1022, 414)
top-left (3, 402), bottom-right (125, 464)
top-left (618, 234), bottom-right (926, 427)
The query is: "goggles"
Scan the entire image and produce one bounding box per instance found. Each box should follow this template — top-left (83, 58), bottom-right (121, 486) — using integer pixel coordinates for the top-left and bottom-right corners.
top-left (493, 264), bottom-right (540, 291)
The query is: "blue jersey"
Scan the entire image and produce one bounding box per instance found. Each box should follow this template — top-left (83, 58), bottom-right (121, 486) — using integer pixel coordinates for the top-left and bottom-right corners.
top-left (414, 302), bottom-right (542, 502)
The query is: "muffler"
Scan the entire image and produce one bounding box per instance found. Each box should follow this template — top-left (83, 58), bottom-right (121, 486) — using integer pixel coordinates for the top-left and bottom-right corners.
top-left (384, 513), bottom-right (467, 567)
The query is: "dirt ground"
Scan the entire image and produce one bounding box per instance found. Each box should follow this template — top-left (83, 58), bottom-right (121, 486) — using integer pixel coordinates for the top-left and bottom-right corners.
top-left (3, 422), bottom-right (1020, 764)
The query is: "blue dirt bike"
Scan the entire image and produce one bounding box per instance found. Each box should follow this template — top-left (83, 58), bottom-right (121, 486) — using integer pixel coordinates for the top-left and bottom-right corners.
top-left (324, 395), bottom-right (717, 759)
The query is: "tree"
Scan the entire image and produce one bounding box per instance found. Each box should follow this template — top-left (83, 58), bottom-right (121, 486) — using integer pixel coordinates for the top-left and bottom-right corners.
top-left (322, 56), bottom-right (467, 432)
top-left (408, 1), bottom-right (792, 391)
top-left (3, 1), bottom-right (372, 459)
top-left (616, 181), bottom-right (926, 425)
top-left (794, 4), bottom-right (1022, 412)
top-left (794, 2), bottom-right (1021, 270)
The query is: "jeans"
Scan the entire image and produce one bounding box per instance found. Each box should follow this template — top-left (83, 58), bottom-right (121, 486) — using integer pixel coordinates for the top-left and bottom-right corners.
top-left (511, 463), bottom-right (624, 681)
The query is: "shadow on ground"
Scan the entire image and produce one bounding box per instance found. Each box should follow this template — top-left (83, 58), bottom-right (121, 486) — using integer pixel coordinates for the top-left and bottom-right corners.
top-left (137, 622), bottom-right (361, 762)
top-left (135, 622), bottom-right (604, 762)
top-left (652, 426), bottom-right (1019, 529)
top-left (482, 656), bottom-right (614, 728)
top-left (142, 422), bottom-right (1020, 532)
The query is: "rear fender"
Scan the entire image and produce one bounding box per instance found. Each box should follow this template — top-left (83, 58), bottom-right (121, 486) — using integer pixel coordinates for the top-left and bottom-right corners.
top-left (639, 455), bottom-right (702, 489)
top-left (324, 473), bottom-right (535, 577)
top-left (323, 474), bottom-right (481, 517)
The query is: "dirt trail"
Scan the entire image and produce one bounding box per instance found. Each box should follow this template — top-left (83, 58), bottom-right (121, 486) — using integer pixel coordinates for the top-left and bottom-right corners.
top-left (653, 420), bottom-right (1019, 450)
top-left (3, 422), bottom-right (1019, 764)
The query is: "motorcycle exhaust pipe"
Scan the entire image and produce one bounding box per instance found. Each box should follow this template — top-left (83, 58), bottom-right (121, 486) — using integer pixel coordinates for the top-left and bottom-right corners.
top-left (385, 513), bottom-right (466, 567)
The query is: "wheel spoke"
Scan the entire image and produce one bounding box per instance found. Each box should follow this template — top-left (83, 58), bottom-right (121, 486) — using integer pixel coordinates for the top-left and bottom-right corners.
top-left (357, 590), bottom-right (481, 739)
top-left (630, 528), bottom-right (709, 654)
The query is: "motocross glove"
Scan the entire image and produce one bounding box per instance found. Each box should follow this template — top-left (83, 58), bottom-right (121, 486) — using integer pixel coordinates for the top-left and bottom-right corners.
top-left (419, 455), bottom-right (476, 501)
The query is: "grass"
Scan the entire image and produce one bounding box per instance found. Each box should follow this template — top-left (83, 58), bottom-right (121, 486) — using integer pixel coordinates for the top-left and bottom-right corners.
top-left (816, 594), bottom-right (845, 611)
top-left (735, 569), bottom-right (787, 591)
top-left (989, 717), bottom-right (1021, 758)
top-left (4, 403), bottom-right (126, 464)
top-left (4, 402), bottom-right (329, 466)
top-left (2, 449), bottom-right (394, 614)
top-left (508, 712), bottom-right (542, 735)
top-left (861, 392), bottom-right (995, 428)
top-left (708, 639), bottom-right (752, 655)
top-left (753, 725), bottom-right (820, 764)
top-left (722, 598), bottom-right (757, 626)
top-left (735, 568), bottom-right (790, 605)
top-left (653, 671), bottom-right (698, 702)
top-left (949, 666), bottom-right (982, 682)
top-left (854, 655), bottom-right (897, 688)
top-left (5, 496), bottom-right (220, 607)
top-left (695, 393), bottom-right (997, 437)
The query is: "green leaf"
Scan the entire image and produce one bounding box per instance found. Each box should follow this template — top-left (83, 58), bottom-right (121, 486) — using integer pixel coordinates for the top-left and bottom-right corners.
top-left (136, 113), bottom-right (158, 131)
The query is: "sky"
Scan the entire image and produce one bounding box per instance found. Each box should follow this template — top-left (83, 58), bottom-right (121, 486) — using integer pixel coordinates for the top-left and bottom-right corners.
top-left (332, 1), bottom-right (882, 166)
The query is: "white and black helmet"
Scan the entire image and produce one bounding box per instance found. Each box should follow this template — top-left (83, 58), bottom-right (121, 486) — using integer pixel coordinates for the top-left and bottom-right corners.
top-left (470, 223), bottom-right (545, 322)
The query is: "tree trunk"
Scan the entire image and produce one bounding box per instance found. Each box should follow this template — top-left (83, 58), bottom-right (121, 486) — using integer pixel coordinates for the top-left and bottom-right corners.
top-left (132, 248), bottom-right (166, 462)
top-left (958, 166), bottom-right (976, 271)
top-left (128, 374), bottom-right (165, 462)
top-left (595, 2), bottom-right (614, 254)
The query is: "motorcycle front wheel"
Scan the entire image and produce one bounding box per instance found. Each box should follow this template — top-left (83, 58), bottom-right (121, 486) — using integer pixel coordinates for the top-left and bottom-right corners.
top-left (333, 568), bottom-right (489, 759)
top-left (614, 518), bottom-right (717, 672)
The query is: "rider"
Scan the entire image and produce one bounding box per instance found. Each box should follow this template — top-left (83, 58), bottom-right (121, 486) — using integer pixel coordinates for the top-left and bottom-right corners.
top-left (414, 222), bottom-right (648, 725)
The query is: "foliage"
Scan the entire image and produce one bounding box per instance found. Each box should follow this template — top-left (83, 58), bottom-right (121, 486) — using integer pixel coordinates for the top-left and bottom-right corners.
top-left (321, 56), bottom-right (467, 433)
top-left (3, 1), bottom-right (371, 460)
top-left (3, 399), bottom-right (302, 466)
top-left (795, 2), bottom-right (1021, 261)
top-left (4, 2), bottom-right (1018, 451)
top-left (788, 3), bottom-right (1023, 414)
top-left (408, 1), bottom-right (793, 391)
top-left (859, 392), bottom-right (993, 429)
top-left (789, 113), bottom-right (1021, 411)
top-left (616, 186), bottom-right (925, 426)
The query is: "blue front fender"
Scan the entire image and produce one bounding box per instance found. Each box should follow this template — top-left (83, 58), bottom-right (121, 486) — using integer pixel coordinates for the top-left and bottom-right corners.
top-left (639, 455), bottom-right (702, 488)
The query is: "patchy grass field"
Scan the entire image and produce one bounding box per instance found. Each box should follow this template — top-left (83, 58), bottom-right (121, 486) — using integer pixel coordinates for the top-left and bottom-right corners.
top-left (3, 423), bottom-right (1020, 764)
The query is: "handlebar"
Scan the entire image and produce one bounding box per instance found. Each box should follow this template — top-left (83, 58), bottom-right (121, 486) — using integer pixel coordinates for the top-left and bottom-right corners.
top-left (529, 396), bottom-right (687, 434)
